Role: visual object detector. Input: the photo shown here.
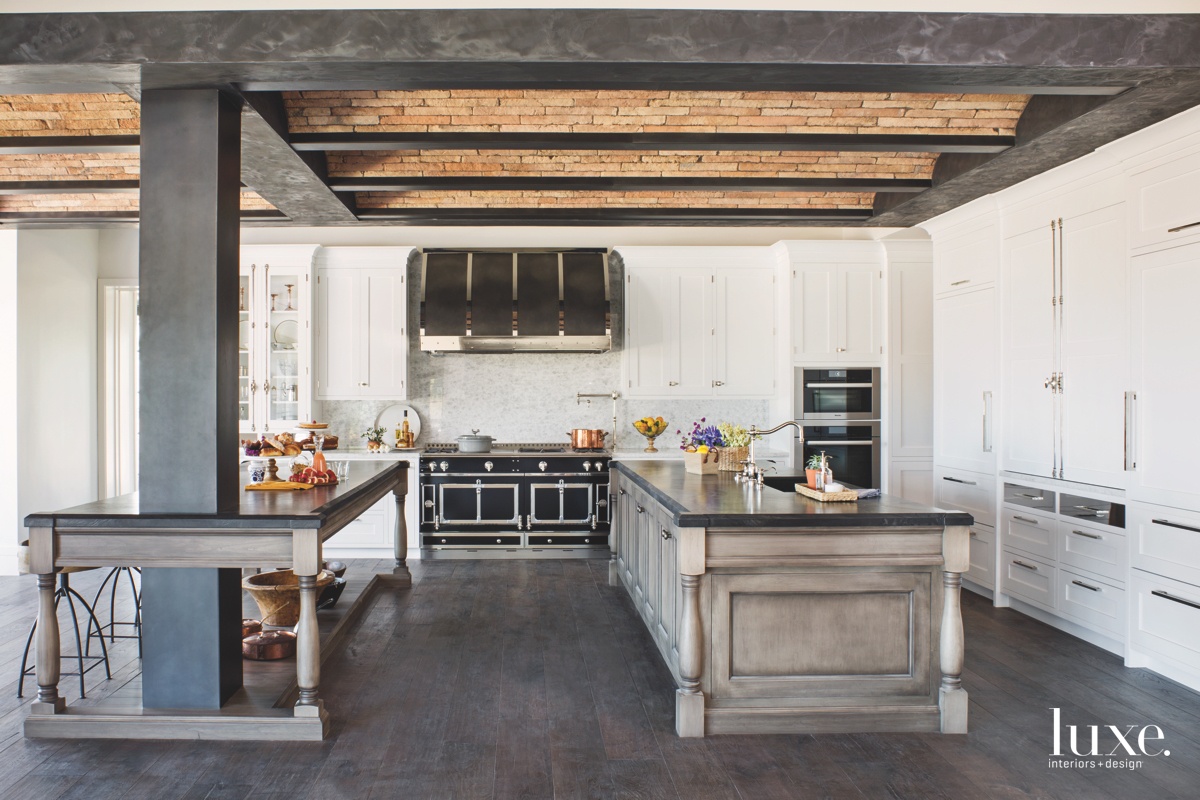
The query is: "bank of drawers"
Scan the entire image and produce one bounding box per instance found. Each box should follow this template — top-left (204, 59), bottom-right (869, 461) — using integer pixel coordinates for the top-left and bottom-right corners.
top-left (935, 467), bottom-right (996, 591)
top-left (1127, 503), bottom-right (1200, 676)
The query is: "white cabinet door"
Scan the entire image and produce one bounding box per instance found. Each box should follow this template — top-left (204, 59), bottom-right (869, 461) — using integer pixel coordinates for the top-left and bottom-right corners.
top-left (1059, 204), bottom-right (1127, 488)
top-left (316, 268), bottom-right (363, 399)
top-left (889, 460), bottom-right (933, 506)
top-left (792, 265), bottom-right (836, 361)
top-left (714, 267), bottom-right (775, 396)
top-left (934, 288), bottom-right (996, 474)
top-left (1130, 243), bottom-right (1200, 510)
top-left (1002, 224), bottom-right (1056, 479)
top-left (670, 269), bottom-right (715, 396)
top-left (933, 218), bottom-right (999, 296)
top-left (838, 264), bottom-right (882, 363)
top-left (888, 259), bottom-right (934, 459)
top-left (359, 268), bottom-right (407, 398)
top-left (1127, 144), bottom-right (1200, 254)
top-left (625, 269), bottom-right (673, 396)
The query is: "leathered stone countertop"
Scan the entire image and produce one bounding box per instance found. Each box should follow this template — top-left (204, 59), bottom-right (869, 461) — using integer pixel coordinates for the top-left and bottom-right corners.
top-left (23, 461), bottom-right (408, 530)
top-left (612, 460), bottom-right (974, 529)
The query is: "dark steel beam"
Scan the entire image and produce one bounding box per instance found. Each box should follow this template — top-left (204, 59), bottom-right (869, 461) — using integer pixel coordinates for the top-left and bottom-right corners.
top-left (238, 91), bottom-right (357, 224)
top-left (870, 76), bottom-right (1200, 226)
top-left (355, 207), bottom-right (871, 226)
top-left (0, 209), bottom-right (285, 224)
top-left (0, 180), bottom-right (138, 194)
top-left (333, 176), bottom-right (928, 193)
top-left (297, 132), bottom-right (1013, 154)
top-left (0, 135), bottom-right (139, 154)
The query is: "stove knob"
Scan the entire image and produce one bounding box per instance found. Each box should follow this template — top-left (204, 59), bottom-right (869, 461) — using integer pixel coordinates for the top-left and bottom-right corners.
top-left (597, 460), bottom-right (606, 470)
top-left (547, 538), bottom-right (553, 543)
top-left (484, 461), bottom-right (494, 472)
top-left (496, 538), bottom-right (502, 543)
top-left (583, 461), bottom-right (592, 472)
top-left (539, 461), bottom-right (548, 472)
top-left (427, 462), bottom-right (437, 472)
top-left (439, 461), bottom-right (449, 472)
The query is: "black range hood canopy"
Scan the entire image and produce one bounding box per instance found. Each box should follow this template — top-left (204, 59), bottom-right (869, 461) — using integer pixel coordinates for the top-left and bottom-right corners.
top-left (420, 249), bottom-right (611, 353)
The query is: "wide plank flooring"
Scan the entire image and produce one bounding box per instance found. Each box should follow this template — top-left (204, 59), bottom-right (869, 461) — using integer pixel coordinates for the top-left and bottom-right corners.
top-left (0, 558), bottom-right (1197, 799)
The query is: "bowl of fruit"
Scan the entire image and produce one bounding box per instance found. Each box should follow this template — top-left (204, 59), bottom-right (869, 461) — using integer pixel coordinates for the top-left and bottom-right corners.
top-left (633, 416), bottom-right (668, 453)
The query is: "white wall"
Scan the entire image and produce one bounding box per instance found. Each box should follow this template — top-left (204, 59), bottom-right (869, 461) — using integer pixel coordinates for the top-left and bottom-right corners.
top-left (14, 231), bottom-right (101, 574)
top-left (97, 228), bottom-right (139, 280)
top-left (0, 232), bottom-right (18, 574)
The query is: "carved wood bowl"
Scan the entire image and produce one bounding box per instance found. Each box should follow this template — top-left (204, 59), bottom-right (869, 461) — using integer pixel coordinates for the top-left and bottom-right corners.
top-left (241, 569), bottom-right (335, 627)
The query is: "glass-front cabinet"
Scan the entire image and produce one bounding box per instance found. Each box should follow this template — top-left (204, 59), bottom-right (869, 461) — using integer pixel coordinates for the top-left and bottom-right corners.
top-left (239, 245), bottom-right (319, 436)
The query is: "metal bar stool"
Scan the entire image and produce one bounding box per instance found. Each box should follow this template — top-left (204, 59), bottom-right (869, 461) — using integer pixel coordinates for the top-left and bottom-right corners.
top-left (16, 542), bottom-right (112, 699)
top-left (86, 567), bottom-right (142, 658)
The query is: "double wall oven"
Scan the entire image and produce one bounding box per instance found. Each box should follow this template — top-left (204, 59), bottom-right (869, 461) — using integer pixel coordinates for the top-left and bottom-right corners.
top-left (419, 447), bottom-right (610, 558)
top-left (795, 368), bottom-right (882, 489)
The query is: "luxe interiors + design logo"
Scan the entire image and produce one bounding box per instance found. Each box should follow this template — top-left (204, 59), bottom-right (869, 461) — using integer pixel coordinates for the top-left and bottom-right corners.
top-left (1048, 707), bottom-right (1171, 771)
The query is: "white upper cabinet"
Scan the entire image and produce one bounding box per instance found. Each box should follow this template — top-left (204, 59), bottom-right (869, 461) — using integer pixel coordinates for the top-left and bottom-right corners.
top-left (315, 247), bottom-right (411, 401)
top-left (1126, 140), bottom-right (1200, 254)
top-left (886, 249), bottom-right (934, 460)
top-left (934, 286), bottom-right (997, 474)
top-left (714, 267), bottom-right (776, 396)
top-left (933, 216), bottom-right (999, 296)
top-left (791, 262), bottom-right (882, 364)
top-left (1129, 241), bottom-right (1200, 511)
top-left (239, 244), bottom-right (318, 436)
top-left (621, 247), bottom-right (777, 398)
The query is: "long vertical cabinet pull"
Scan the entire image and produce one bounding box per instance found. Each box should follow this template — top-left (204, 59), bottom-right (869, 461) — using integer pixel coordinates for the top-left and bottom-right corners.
top-left (982, 391), bottom-right (993, 452)
top-left (1055, 218), bottom-right (1065, 479)
top-left (1048, 220), bottom-right (1060, 478)
top-left (249, 263), bottom-right (258, 432)
top-left (1125, 391), bottom-right (1137, 471)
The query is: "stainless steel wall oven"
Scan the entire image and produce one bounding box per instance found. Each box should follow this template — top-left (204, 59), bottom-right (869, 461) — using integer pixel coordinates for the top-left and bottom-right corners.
top-left (795, 367), bottom-right (881, 421)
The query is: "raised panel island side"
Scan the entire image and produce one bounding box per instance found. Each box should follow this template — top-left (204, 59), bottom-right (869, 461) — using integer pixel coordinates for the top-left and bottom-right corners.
top-left (609, 460), bottom-right (973, 737)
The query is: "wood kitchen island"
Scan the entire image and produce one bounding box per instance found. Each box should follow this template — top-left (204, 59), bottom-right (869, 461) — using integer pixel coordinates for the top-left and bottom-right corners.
top-left (22, 460), bottom-right (408, 741)
top-left (609, 460), bottom-right (973, 738)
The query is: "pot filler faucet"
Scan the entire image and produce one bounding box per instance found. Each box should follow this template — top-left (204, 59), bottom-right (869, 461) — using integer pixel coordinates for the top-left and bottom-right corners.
top-left (739, 421), bottom-right (803, 485)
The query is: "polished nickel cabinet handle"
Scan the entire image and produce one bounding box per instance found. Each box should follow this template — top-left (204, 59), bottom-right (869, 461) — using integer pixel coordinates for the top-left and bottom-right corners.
top-left (1012, 560), bottom-right (1038, 571)
top-left (1012, 515), bottom-right (1040, 525)
top-left (661, 527), bottom-right (671, 540)
top-left (942, 476), bottom-right (977, 486)
top-left (1125, 391), bottom-right (1137, 471)
top-left (1167, 220), bottom-right (1200, 233)
top-left (1070, 529), bottom-right (1102, 540)
top-left (1151, 590), bottom-right (1200, 611)
top-left (712, 380), bottom-right (724, 387)
top-left (635, 504), bottom-right (645, 514)
top-left (1151, 518), bottom-right (1200, 535)
top-left (950, 279), bottom-right (971, 286)
top-left (982, 391), bottom-right (993, 453)
top-left (1071, 579), bottom-right (1101, 592)
top-left (668, 381), bottom-right (679, 386)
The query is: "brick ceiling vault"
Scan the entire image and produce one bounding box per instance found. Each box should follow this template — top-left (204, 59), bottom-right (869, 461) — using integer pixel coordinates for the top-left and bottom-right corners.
top-left (1, 9), bottom-right (1198, 225)
top-left (0, 90), bottom-right (1027, 219)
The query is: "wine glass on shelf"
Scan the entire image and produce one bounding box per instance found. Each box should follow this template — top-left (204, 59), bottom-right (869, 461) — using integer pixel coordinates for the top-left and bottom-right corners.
top-left (284, 284), bottom-right (295, 311)
top-left (270, 293), bottom-right (278, 312)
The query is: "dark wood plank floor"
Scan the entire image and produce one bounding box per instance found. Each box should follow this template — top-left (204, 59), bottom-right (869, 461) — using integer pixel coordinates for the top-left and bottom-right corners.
top-left (0, 559), bottom-right (1197, 799)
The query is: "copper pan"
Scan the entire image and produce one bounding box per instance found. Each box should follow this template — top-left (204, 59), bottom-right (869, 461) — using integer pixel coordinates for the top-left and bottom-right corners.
top-left (568, 429), bottom-right (608, 449)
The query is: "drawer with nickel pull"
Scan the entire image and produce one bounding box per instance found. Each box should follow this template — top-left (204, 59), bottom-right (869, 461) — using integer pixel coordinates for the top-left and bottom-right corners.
top-left (1002, 548), bottom-right (1056, 612)
top-left (1057, 568), bottom-right (1126, 637)
top-left (1130, 570), bottom-right (1200, 671)
top-left (1057, 519), bottom-right (1127, 586)
top-left (1129, 502), bottom-right (1200, 588)
top-left (1003, 482), bottom-right (1057, 513)
top-left (1001, 508), bottom-right (1056, 562)
top-left (934, 467), bottom-right (995, 527)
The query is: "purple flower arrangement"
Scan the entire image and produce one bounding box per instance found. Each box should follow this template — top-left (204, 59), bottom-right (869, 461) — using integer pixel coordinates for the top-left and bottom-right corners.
top-left (677, 418), bottom-right (726, 451)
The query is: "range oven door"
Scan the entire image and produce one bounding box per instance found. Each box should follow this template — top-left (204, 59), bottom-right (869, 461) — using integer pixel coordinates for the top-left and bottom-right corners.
top-left (436, 476), bottom-right (521, 527)
top-left (796, 368), bottom-right (880, 421)
top-left (529, 479), bottom-right (595, 528)
top-left (798, 423), bottom-right (881, 489)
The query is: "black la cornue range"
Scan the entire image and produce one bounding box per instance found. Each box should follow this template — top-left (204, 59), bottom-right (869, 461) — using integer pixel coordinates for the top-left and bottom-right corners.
top-left (419, 443), bottom-right (611, 558)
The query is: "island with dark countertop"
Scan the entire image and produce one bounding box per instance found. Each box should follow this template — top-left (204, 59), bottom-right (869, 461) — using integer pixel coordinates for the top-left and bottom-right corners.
top-left (609, 460), bottom-right (974, 737)
top-left (22, 460), bottom-right (408, 741)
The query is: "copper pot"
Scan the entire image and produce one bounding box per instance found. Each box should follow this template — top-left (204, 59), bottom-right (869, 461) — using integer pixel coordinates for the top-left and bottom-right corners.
top-left (568, 429), bottom-right (608, 449)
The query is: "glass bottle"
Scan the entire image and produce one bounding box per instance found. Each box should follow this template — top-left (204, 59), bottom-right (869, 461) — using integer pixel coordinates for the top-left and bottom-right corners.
top-left (312, 434), bottom-right (327, 474)
top-left (401, 410), bottom-right (412, 447)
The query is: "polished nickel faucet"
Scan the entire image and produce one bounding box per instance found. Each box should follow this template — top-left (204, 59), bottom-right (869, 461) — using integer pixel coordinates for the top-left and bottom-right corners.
top-left (738, 421), bottom-right (803, 485)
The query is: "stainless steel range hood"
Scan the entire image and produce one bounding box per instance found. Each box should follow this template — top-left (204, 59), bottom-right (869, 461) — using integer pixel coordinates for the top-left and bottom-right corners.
top-left (420, 250), bottom-right (611, 353)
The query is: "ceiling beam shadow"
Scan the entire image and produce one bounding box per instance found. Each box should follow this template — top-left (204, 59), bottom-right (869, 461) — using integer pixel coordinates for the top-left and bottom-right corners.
top-left (354, 207), bottom-right (871, 226)
top-left (0, 179), bottom-right (138, 193)
top-left (0, 135), bottom-right (139, 154)
top-left (333, 176), bottom-right (930, 193)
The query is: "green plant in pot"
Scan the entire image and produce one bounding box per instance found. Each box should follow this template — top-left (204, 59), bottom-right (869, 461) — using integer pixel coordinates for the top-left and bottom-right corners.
top-left (362, 425), bottom-right (386, 452)
top-left (805, 453), bottom-right (824, 489)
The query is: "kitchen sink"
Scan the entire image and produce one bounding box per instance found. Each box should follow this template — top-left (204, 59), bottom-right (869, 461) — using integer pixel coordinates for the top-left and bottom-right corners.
top-left (758, 475), bottom-right (809, 493)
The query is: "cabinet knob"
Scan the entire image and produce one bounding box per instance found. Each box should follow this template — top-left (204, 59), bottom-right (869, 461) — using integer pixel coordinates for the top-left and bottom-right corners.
top-left (359, 382), bottom-right (369, 387)
top-left (668, 381), bottom-right (679, 387)
top-left (484, 461), bottom-right (494, 472)
top-left (713, 380), bottom-right (724, 387)
top-left (661, 527), bottom-right (671, 540)
top-left (836, 347), bottom-right (847, 352)
top-left (635, 504), bottom-right (644, 514)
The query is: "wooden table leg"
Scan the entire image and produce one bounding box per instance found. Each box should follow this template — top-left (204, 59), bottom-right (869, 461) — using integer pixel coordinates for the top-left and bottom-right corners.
top-left (294, 572), bottom-right (321, 716)
top-left (391, 488), bottom-right (413, 586)
top-left (676, 527), bottom-right (706, 738)
top-left (939, 525), bottom-right (969, 734)
top-left (33, 573), bottom-right (66, 715)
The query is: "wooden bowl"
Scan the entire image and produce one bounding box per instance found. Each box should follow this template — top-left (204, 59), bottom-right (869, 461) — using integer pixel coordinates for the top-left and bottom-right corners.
top-left (242, 630), bottom-right (297, 661)
top-left (241, 569), bottom-right (335, 627)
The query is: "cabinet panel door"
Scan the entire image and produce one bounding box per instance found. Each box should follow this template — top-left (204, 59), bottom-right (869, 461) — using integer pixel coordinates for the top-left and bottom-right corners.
top-left (1059, 205), bottom-right (1127, 488)
top-left (670, 269), bottom-right (715, 396)
top-left (360, 268), bottom-right (407, 398)
top-left (625, 269), bottom-right (673, 395)
top-left (934, 220), bottom-right (999, 295)
top-left (839, 264), bottom-right (882, 363)
top-left (792, 266), bottom-right (836, 361)
top-left (316, 269), bottom-right (361, 399)
top-left (1130, 243), bottom-right (1200, 510)
top-left (1002, 225), bottom-right (1056, 479)
top-left (933, 288), bottom-right (996, 473)
top-left (1128, 145), bottom-right (1200, 253)
top-left (714, 267), bottom-right (775, 396)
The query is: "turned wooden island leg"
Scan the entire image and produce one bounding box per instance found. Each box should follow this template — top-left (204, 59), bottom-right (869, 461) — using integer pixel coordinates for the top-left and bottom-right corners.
top-left (394, 489), bottom-right (408, 568)
top-left (676, 527), bottom-right (706, 738)
top-left (28, 526), bottom-right (65, 715)
top-left (939, 525), bottom-right (970, 734)
top-left (292, 529), bottom-right (325, 721)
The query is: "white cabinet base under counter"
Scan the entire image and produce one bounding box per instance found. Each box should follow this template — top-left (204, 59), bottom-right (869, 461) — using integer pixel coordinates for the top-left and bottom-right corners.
top-left (611, 461), bottom-right (973, 738)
